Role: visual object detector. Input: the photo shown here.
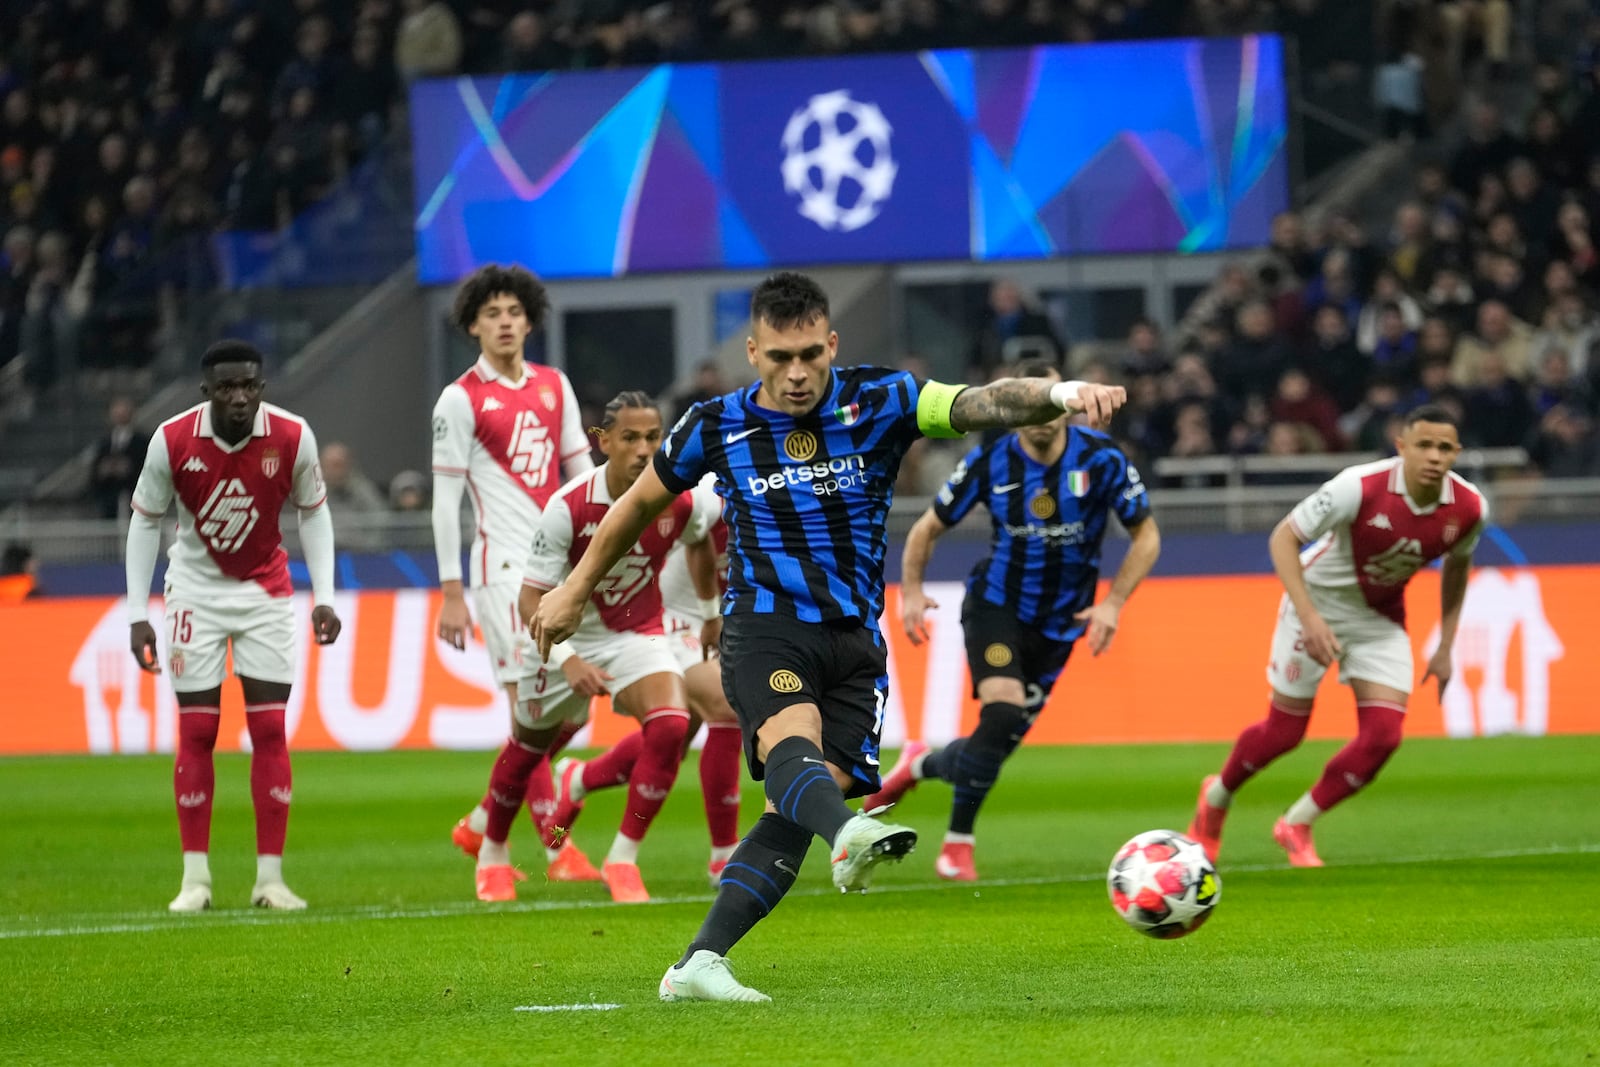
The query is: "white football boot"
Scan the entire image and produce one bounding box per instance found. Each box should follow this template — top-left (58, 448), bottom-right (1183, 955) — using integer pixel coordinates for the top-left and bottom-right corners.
top-left (830, 812), bottom-right (918, 893)
top-left (250, 882), bottom-right (308, 910)
top-left (659, 950), bottom-right (771, 1003)
top-left (168, 883), bottom-right (213, 913)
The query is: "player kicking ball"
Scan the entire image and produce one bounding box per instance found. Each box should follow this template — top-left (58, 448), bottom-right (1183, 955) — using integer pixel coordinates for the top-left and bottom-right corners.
top-left (1189, 404), bottom-right (1485, 867)
top-left (865, 362), bottom-right (1161, 881)
top-left (126, 341), bottom-right (342, 912)
top-left (472, 392), bottom-right (720, 904)
top-left (533, 272), bottom-right (1125, 1003)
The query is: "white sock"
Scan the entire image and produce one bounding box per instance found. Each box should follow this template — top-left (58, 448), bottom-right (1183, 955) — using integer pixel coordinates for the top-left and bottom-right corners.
top-left (606, 832), bottom-right (640, 866)
top-left (182, 851), bottom-right (211, 886)
top-left (943, 832), bottom-right (976, 847)
top-left (467, 804), bottom-right (488, 834)
top-left (910, 750), bottom-right (930, 780)
top-left (709, 844), bottom-right (736, 866)
top-left (568, 761), bottom-right (588, 803)
top-left (1285, 792), bottom-right (1323, 825)
top-left (545, 845), bottom-right (564, 864)
top-left (255, 854), bottom-right (283, 885)
top-left (1205, 778), bottom-right (1234, 809)
top-left (479, 838), bottom-right (511, 867)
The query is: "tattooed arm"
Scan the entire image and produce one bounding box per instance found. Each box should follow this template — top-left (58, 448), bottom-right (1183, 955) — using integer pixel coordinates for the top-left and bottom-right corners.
top-left (949, 377), bottom-right (1126, 432)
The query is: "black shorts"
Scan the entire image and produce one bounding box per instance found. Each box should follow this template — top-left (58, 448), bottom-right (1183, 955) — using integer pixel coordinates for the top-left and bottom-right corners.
top-left (961, 595), bottom-right (1074, 712)
top-left (720, 612), bottom-right (887, 799)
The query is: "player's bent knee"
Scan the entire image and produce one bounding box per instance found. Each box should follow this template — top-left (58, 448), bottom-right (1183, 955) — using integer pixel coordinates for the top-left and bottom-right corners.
top-left (972, 702), bottom-right (1032, 760)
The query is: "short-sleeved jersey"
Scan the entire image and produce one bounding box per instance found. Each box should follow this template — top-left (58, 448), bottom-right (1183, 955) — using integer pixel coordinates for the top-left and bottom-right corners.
top-left (654, 366), bottom-right (927, 630)
top-left (131, 402), bottom-right (326, 601)
top-left (934, 428), bottom-right (1150, 643)
top-left (1287, 457), bottom-right (1486, 626)
top-left (521, 465), bottom-right (696, 646)
top-left (432, 356), bottom-right (590, 587)
top-left (659, 479), bottom-right (727, 625)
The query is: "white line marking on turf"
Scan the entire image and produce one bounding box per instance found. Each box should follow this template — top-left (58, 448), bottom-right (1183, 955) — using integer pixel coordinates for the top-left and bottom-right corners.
top-left (514, 1003), bottom-right (623, 1013)
top-left (3, 842), bottom-right (1595, 942)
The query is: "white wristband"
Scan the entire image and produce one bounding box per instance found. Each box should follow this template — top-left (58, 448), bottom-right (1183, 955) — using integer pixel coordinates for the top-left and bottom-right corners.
top-left (698, 596), bottom-right (721, 622)
top-left (1049, 380), bottom-right (1088, 412)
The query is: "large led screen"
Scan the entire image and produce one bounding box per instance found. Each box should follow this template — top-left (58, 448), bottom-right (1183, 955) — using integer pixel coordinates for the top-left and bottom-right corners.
top-left (409, 36), bottom-right (1288, 283)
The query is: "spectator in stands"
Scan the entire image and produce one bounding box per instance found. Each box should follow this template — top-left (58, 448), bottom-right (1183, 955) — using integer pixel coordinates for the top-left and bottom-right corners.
top-left (88, 395), bottom-right (149, 519)
top-left (1301, 302), bottom-right (1367, 413)
top-left (0, 225), bottom-right (35, 371)
top-left (0, 542), bottom-right (39, 602)
top-left (1422, 266), bottom-right (1477, 335)
top-left (1357, 269), bottom-right (1424, 353)
top-left (1213, 299), bottom-right (1289, 404)
top-left (1301, 247), bottom-right (1363, 326)
top-left (1464, 350), bottom-right (1535, 447)
top-left (497, 12), bottom-right (565, 73)
top-left (967, 277), bottom-right (1062, 375)
top-left (670, 359), bottom-right (729, 428)
top-left (320, 441), bottom-right (389, 551)
top-left (1387, 201), bottom-right (1431, 287)
top-left (1344, 378), bottom-right (1404, 453)
top-left (1267, 210), bottom-right (1316, 283)
top-left (1529, 347), bottom-right (1592, 417)
top-left (1449, 100), bottom-right (1522, 196)
top-left (1165, 399), bottom-right (1220, 463)
top-left (1269, 367), bottom-right (1343, 452)
top-left (1369, 302), bottom-right (1421, 386)
top-left (1534, 290), bottom-right (1597, 376)
top-left (389, 469), bottom-right (429, 512)
top-left (1120, 317), bottom-right (1171, 377)
top-left (1526, 403), bottom-right (1600, 475)
top-left (395, 0), bottom-right (464, 81)
top-left (1408, 356), bottom-right (1464, 413)
top-left (1453, 299), bottom-right (1534, 386)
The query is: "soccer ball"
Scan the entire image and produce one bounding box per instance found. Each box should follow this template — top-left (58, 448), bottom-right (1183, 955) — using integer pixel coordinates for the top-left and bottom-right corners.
top-left (1107, 829), bottom-right (1220, 939)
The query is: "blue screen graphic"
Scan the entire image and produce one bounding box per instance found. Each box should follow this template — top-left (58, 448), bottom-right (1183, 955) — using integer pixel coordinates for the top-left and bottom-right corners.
top-left (408, 36), bottom-right (1288, 283)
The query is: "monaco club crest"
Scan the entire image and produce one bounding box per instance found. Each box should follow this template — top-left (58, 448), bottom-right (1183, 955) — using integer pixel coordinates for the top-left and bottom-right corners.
top-left (540, 385), bottom-right (557, 411)
top-left (1443, 521), bottom-right (1460, 545)
top-left (656, 514), bottom-right (676, 538)
top-left (261, 447), bottom-right (281, 477)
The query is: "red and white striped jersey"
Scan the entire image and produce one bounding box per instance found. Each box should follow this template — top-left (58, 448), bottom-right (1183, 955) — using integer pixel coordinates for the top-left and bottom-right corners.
top-left (1287, 457), bottom-right (1487, 626)
top-left (521, 465), bottom-right (696, 645)
top-left (130, 402), bottom-right (325, 601)
top-left (431, 356), bottom-right (590, 588)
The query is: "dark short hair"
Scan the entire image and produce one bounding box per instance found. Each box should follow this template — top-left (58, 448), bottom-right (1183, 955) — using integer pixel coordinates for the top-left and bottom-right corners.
top-left (200, 339), bottom-right (264, 372)
top-left (599, 389), bottom-right (658, 429)
top-left (1404, 402), bottom-right (1460, 430)
top-left (451, 264), bottom-right (550, 334)
top-left (1016, 358), bottom-right (1060, 380)
top-left (751, 271), bottom-right (829, 332)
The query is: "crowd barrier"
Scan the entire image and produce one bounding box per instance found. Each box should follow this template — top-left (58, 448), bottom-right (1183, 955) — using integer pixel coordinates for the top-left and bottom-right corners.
top-left (0, 567), bottom-right (1589, 756)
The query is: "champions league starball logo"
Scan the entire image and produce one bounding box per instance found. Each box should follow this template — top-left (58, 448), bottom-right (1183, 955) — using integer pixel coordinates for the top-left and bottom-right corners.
top-left (780, 90), bottom-right (897, 233)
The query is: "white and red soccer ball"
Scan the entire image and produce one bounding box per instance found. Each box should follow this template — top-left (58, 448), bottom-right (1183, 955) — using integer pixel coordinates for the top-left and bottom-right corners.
top-left (1107, 829), bottom-right (1220, 939)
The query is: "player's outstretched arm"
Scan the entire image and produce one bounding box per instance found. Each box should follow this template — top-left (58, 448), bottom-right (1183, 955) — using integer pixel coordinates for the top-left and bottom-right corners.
top-left (532, 463), bottom-right (677, 657)
top-left (948, 377), bottom-right (1126, 433)
top-left (900, 509), bottom-right (952, 646)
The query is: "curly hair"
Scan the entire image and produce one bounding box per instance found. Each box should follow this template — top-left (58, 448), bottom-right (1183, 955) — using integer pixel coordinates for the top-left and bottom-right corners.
top-left (450, 264), bottom-right (551, 334)
top-left (750, 271), bottom-right (830, 332)
top-left (200, 339), bottom-right (264, 372)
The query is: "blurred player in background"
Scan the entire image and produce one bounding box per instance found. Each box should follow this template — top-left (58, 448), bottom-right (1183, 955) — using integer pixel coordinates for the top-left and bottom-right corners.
top-left (1189, 404), bottom-right (1485, 867)
top-left (546, 473), bottom-right (743, 886)
top-left (126, 341), bottom-right (342, 913)
top-left (533, 271), bottom-right (1126, 1003)
top-left (869, 362), bottom-right (1161, 881)
top-left (472, 391), bottom-right (719, 904)
top-left (430, 265), bottom-right (593, 860)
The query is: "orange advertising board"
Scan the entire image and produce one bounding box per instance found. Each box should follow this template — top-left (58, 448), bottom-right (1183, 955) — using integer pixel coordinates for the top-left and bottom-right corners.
top-left (0, 567), bottom-right (1592, 756)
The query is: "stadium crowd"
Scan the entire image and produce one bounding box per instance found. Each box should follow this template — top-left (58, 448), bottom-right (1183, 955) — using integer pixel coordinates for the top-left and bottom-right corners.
top-left (1, 0), bottom-right (1596, 507)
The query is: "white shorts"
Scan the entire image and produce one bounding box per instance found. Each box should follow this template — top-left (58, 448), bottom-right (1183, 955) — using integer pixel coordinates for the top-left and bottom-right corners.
top-left (474, 581), bottom-right (527, 686)
top-left (1266, 586), bottom-right (1414, 699)
top-left (164, 595), bottom-right (295, 693)
top-left (664, 612), bottom-right (706, 673)
top-left (514, 632), bottom-right (682, 731)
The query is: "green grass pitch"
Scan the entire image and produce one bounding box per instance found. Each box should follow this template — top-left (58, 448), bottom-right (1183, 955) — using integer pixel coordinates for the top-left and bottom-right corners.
top-left (2, 737), bottom-right (1597, 1065)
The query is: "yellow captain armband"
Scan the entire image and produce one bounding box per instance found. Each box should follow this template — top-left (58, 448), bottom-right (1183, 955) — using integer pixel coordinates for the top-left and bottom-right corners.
top-left (915, 380), bottom-right (968, 439)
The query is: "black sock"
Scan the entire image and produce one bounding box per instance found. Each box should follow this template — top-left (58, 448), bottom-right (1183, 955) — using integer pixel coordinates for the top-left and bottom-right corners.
top-left (762, 736), bottom-right (853, 845)
top-left (680, 813), bottom-right (812, 963)
top-left (928, 702), bottom-right (1030, 835)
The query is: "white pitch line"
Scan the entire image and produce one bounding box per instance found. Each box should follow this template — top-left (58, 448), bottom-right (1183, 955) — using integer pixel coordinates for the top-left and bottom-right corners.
top-left (514, 1003), bottom-right (623, 1013)
top-left (2, 842), bottom-right (1595, 943)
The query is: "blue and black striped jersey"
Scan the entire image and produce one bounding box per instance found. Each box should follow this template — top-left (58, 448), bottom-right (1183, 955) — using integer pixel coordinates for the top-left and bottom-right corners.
top-left (934, 428), bottom-right (1150, 643)
top-left (654, 366), bottom-right (927, 630)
